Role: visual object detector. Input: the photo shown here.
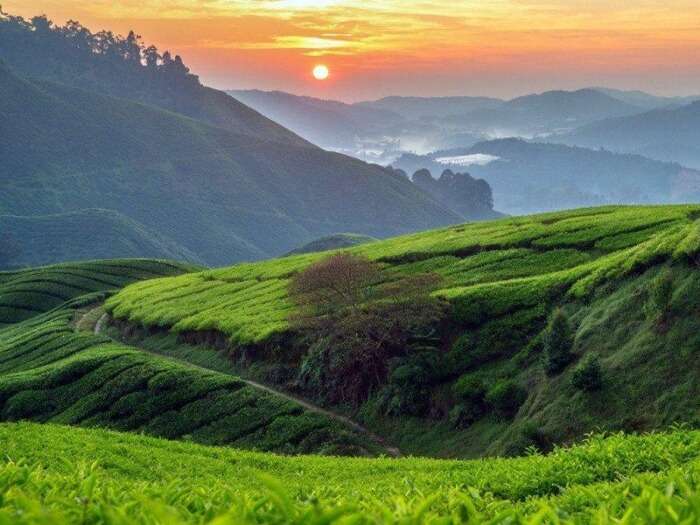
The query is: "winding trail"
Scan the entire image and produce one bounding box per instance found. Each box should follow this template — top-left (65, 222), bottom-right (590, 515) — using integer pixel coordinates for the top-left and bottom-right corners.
top-left (83, 307), bottom-right (400, 457)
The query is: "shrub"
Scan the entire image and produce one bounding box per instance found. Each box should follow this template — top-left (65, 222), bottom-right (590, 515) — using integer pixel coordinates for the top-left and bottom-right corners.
top-left (645, 268), bottom-right (674, 331)
top-left (543, 309), bottom-right (575, 376)
top-left (453, 373), bottom-right (487, 404)
top-left (571, 353), bottom-right (604, 391)
top-left (485, 379), bottom-right (527, 419)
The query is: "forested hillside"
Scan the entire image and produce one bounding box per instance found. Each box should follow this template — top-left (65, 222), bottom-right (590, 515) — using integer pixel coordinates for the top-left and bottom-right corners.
top-left (0, 13), bottom-right (497, 266)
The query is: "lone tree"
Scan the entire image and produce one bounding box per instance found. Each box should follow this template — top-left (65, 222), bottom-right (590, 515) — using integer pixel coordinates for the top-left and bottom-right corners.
top-left (289, 252), bottom-right (446, 405)
top-left (543, 309), bottom-right (575, 376)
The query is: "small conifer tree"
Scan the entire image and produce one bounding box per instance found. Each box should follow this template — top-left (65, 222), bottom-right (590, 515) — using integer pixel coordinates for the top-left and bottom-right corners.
top-left (543, 309), bottom-right (574, 376)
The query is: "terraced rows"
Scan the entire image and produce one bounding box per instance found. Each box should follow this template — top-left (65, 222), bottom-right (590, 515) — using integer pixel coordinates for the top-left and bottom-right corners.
top-left (107, 205), bottom-right (700, 345)
top-left (0, 259), bottom-right (198, 325)
top-left (0, 260), bottom-right (374, 455)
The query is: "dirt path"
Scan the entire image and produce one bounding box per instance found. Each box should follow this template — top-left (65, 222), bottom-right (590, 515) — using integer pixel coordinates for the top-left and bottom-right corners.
top-left (79, 306), bottom-right (401, 457)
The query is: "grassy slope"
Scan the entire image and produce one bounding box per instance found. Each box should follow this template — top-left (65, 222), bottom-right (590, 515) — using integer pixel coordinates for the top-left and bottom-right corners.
top-left (0, 261), bottom-right (377, 455)
top-left (2, 422), bottom-right (700, 523)
top-left (0, 61), bottom-right (463, 266)
top-left (106, 205), bottom-right (700, 456)
top-left (0, 209), bottom-right (203, 269)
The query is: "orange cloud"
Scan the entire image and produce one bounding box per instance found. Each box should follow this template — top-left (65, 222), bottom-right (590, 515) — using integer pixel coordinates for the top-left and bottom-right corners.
top-left (5, 0), bottom-right (700, 100)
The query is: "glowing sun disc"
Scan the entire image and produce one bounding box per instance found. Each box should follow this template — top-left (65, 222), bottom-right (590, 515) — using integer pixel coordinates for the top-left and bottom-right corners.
top-left (313, 64), bottom-right (329, 80)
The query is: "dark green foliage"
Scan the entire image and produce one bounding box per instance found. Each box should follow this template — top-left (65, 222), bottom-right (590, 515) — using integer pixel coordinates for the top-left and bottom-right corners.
top-left (449, 373), bottom-right (488, 427)
top-left (380, 349), bottom-right (445, 416)
top-left (485, 379), bottom-right (527, 419)
top-left (645, 268), bottom-right (674, 330)
top-left (571, 353), bottom-right (604, 391)
top-left (543, 309), bottom-right (575, 376)
top-left (453, 373), bottom-right (487, 404)
top-left (449, 307), bottom-right (546, 373)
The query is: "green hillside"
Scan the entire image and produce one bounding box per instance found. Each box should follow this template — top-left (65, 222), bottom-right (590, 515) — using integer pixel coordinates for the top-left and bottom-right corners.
top-left (0, 260), bottom-right (378, 455)
top-left (285, 233), bottom-right (377, 255)
top-left (107, 205), bottom-right (700, 456)
top-left (0, 209), bottom-right (203, 269)
top-left (0, 59), bottom-right (463, 265)
top-left (0, 14), bottom-right (492, 267)
top-left (2, 422), bottom-right (700, 523)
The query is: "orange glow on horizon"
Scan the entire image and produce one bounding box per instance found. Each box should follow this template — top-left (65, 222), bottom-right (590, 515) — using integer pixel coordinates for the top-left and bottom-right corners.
top-left (5, 1), bottom-right (700, 100)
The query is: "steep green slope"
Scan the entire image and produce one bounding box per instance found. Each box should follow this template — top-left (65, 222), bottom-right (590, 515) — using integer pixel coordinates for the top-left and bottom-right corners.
top-left (0, 60), bottom-right (463, 265)
top-left (2, 422), bottom-right (700, 523)
top-left (0, 261), bottom-right (377, 455)
top-left (107, 205), bottom-right (700, 456)
top-left (0, 209), bottom-right (203, 269)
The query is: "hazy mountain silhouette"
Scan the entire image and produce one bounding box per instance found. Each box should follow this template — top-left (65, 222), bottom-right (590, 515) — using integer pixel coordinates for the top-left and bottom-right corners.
top-left (0, 209), bottom-right (203, 269)
top-left (228, 89), bottom-right (403, 152)
top-left (556, 101), bottom-right (700, 169)
top-left (355, 96), bottom-right (503, 119)
top-left (393, 139), bottom-right (700, 215)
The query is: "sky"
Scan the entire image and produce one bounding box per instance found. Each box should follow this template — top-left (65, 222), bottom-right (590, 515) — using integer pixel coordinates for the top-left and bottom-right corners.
top-left (5, 1), bottom-right (700, 101)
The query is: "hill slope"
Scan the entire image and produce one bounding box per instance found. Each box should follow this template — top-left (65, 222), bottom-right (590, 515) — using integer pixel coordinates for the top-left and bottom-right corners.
top-left (285, 233), bottom-right (377, 256)
top-left (228, 89), bottom-right (402, 152)
top-left (0, 13), bottom-right (308, 148)
top-left (557, 101), bottom-right (700, 169)
top-left (2, 422), bottom-right (700, 523)
top-left (0, 209), bottom-right (203, 269)
top-left (0, 14), bottom-right (488, 265)
top-left (0, 59), bottom-right (466, 265)
top-left (0, 260), bottom-right (378, 455)
top-left (107, 205), bottom-right (700, 457)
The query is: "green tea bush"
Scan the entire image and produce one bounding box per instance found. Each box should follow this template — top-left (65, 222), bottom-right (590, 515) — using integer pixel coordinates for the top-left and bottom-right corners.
top-left (5, 422), bottom-right (700, 524)
top-left (571, 353), bottom-right (604, 391)
top-left (485, 379), bottom-right (527, 419)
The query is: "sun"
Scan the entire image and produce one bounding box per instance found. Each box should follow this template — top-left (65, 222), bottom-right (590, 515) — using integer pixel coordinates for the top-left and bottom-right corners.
top-left (313, 64), bottom-right (330, 80)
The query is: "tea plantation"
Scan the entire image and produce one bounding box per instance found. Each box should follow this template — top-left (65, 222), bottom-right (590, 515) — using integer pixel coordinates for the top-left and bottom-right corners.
top-left (105, 205), bottom-right (700, 456)
top-left (106, 205), bottom-right (700, 344)
top-left (1, 422), bottom-right (700, 523)
top-left (0, 260), bottom-right (375, 455)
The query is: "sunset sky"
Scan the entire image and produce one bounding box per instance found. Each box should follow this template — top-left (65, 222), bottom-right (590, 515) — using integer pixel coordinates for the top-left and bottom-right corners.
top-left (5, 1), bottom-right (700, 101)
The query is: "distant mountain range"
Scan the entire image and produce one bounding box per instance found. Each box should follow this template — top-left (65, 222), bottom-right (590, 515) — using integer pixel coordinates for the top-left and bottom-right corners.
top-left (230, 88), bottom-right (700, 166)
top-left (0, 14), bottom-right (501, 268)
top-left (393, 139), bottom-right (700, 215)
top-left (553, 102), bottom-right (700, 169)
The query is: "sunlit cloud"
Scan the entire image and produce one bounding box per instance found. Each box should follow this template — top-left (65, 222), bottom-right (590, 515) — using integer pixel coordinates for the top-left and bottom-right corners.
top-left (5, 0), bottom-right (700, 99)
